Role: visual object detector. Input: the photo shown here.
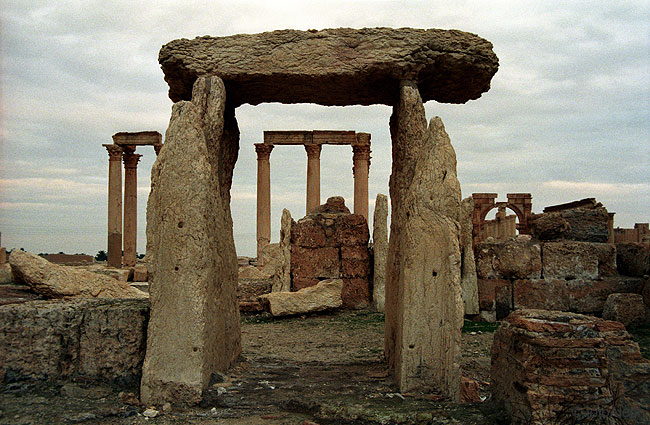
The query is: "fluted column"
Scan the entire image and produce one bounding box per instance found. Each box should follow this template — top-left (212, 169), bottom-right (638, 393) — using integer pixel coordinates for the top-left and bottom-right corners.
top-left (305, 144), bottom-right (322, 214)
top-left (352, 134), bottom-right (371, 221)
top-left (103, 144), bottom-right (123, 267)
top-left (255, 143), bottom-right (274, 257)
top-left (122, 148), bottom-right (142, 267)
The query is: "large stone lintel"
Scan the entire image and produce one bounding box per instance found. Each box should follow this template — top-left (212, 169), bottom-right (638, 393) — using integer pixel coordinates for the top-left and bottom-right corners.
top-left (113, 131), bottom-right (163, 146)
top-left (264, 130), bottom-right (358, 145)
top-left (159, 28), bottom-right (498, 106)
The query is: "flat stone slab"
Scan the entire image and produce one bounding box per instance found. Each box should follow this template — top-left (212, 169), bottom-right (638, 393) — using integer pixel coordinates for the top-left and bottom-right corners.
top-left (159, 27), bottom-right (498, 106)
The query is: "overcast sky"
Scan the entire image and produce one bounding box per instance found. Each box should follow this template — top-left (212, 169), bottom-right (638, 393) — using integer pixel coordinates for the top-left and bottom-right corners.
top-left (1, 1), bottom-right (648, 257)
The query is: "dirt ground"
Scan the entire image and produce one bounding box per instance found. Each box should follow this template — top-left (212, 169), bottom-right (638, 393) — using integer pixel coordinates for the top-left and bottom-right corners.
top-left (0, 301), bottom-right (504, 425)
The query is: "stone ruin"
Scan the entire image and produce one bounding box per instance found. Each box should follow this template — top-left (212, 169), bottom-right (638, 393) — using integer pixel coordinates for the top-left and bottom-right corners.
top-left (142, 27), bottom-right (499, 404)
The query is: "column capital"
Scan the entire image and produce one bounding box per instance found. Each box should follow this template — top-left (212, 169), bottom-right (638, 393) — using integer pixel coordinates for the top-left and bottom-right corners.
top-left (354, 132), bottom-right (371, 146)
top-left (352, 144), bottom-right (371, 161)
top-left (304, 143), bottom-right (322, 159)
top-left (123, 152), bottom-right (142, 169)
top-left (254, 143), bottom-right (274, 160)
top-left (103, 144), bottom-right (123, 161)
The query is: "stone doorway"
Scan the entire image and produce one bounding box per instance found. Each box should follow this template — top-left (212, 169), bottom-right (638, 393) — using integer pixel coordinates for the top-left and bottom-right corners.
top-left (140, 28), bottom-right (498, 406)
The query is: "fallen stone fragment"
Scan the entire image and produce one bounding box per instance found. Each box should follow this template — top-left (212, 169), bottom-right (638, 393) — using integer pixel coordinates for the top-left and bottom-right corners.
top-left (142, 408), bottom-right (158, 418)
top-left (0, 263), bottom-right (12, 284)
top-left (602, 293), bottom-right (649, 327)
top-left (9, 250), bottom-right (147, 299)
top-left (460, 377), bottom-right (482, 403)
top-left (260, 278), bottom-right (343, 316)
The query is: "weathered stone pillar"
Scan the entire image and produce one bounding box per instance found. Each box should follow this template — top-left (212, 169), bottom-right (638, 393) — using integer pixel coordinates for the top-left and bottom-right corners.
top-left (373, 193), bottom-right (388, 312)
top-left (103, 144), bottom-right (123, 268)
top-left (122, 148), bottom-right (141, 267)
top-left (255, 143), bottom-right (274, 257)
top-left (352, 134), bottom-right (371, 221)
top-left (141, 76), bottom-right (241, 406)
top-left (385, 81), bottom-right (463, 401)
top-left (460, 196), bottom-right (479, 315)
top-left (305, 144), bottom-right (321, 214)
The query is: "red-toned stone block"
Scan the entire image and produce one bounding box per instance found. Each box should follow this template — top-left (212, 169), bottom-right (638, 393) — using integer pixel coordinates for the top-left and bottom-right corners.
top-left (477, 279), bottom-right (511, 312)
top-left (341, 277), bottom-right (370, 309)
top-left (334, 214), bottom-right (369, 247)
top-left (290, 219), bottom-right (326, 248)
top-left (341, 245), bottom-right (370, 278)
top-left (513, 279), bottom-right (569, 311)
top-left (567, 277), bottom-right (644, 314)
top-left (290, 246), bottom-right (340, 279)
top-left (292, 277), bottom-right (319, 291)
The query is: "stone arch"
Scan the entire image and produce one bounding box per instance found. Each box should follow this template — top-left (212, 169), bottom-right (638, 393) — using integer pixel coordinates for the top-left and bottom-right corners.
top-left (141, 28), bottom-right (498, 405)
top-left (472, 193), bottom-right (532, 246)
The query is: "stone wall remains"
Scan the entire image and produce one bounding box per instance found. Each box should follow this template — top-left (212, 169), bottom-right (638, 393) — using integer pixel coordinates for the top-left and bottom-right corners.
top-left (0, 299), bottom-right (149, 386)
top-left (290, 197), bottom-right (370, 309)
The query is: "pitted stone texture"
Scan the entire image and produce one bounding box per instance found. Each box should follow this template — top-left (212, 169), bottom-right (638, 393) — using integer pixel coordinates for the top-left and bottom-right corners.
top-left (0, 299), bottom-right (148, 386)
top-left (260, 278), bottom-right (343, 316)
top-left (272, 208), bottom-right (293, 292)
top-left (290, 246), bottom-right (340, 280)
top-left (141, 76), bottom-right (241, 406)
top-left (159, 28), bottom-right (499, 106)
top-left (567, 277), bottom-right (645, 313)
top-left (491, 309), bottom-right (650, 425)
top-left (372, 194), bottom-right (388, 312)
top-left (475, 238), bottom-right (542, 280)
top-left (341, 245), bottom-right (370, 278)
top-left (559, 206), bottom-right (610, 242)
top-left (602, 293), bottom-right (649, 327)
top-left (513, 279), bottom-right (569, 311)
top-left (341, 277), bottom-right (371, 309)
top-left (9, 250), bottom-right (147, 299)
top-left (0, 263), bottom-right (12, 284)
top-left (542, 241), bottom-right (615, 280)
top-left (313, 196), bottom-right (350, 214)
top-left (460, 196), bottom-right (479, 315)
top-left (531, 213), bottom-right (571, 240)
top-left (334, 214), bottom-right (370, 247)
top-left (385, 82), bottom-right (463, 400)
top-left (616, 242), bottom-right (650, 277)
top-left (237, 278), bottom-right (273, 312)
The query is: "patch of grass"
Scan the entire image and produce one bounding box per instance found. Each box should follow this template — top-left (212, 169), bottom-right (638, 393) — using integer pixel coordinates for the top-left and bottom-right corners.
top-left (628, 323), bottom-right (650, 359)
top-left (462, 320), bottom-right (499, 334)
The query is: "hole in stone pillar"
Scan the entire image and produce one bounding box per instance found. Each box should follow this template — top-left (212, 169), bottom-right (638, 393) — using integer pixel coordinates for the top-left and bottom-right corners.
top-left (408, 344), bottom-right (415, 349)
top-left (178, 221), bottom-right (184, 228)
top-left (174, 266), bottom-right (179, 271)
top-left (432, 270), bottom-right (437, 277)
top-left (193, 347), bottom-right (198, 352)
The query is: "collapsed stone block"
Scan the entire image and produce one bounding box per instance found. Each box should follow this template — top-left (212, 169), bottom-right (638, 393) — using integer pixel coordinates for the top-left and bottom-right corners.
top-left (260, 278), bottom-right (342, 316)
top-left (542, 241), bottom-right (614, 280)
top-left (475, 238), bottom-right (541, 280)
top-left (602, 293), bottom-right (649, 327)
top-left (0, 299), bottom-right (148, 385)
top-left (567, 277), bottom-right (644, 313)
top-left (492, 309), bottom-right (650, 425)
top-left (290, 246), bottom-right (340, 280)
top-left (513, 279), bottom-right (569, 311)
top-left (237, 278), bottom-right (273, 312)
top-left (132, 265), bottom-right (148, 282)
top-left (290, 219), bottom-right (326, 248)
top-left (616, 242), bottom-right (650, 277)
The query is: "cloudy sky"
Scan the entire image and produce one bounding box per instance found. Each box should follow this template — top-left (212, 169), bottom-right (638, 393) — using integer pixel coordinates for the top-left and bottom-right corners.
top-left (1, 1), bottom-right (648, 257)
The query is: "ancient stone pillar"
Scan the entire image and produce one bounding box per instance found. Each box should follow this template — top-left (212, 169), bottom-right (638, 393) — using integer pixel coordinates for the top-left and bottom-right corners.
top-left (460, 196), bottom-right (479, 315)
top-left (385, 81), bottom-right (463, 401)
top-left (372, 193), bottom-right (388, 312)
top-left (255, 143), bottom-right (274, 257)
top-left (305, 144), bottom-right (321, 214)
top-left (141, 76), bottom-right (241, 406)
top-left (122, 148), bottom-right (141, 267)
top-left (352, 134), bottom-right (371, 221)
top-left (103, 144), bottom-right (123, 268)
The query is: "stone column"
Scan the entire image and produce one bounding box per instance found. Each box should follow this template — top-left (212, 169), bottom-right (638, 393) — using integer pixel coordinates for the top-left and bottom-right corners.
top-left (103, 144), bottom-right (123, 268)
top-left (373, 193), bottom-right (388, 312)
top-left (122, 148), bottom-right (141, 267)
top-left (305, 144), bottom-right (321, 214)
top-left (255, 143), bottom-right (274, 257)
top-left (352, 135), bottom-right (371, 221)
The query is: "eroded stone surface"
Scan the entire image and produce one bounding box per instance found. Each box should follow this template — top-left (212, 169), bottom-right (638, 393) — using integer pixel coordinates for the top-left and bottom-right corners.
top-left (9, 250), bottom-right (147, 299)
top-left (492, 309), bottom-right (650, 425)
top-left (159, 28), bottom-right (498, 106)
top-left (542, 241), bottom-right (614, 280)
top-left (0, 299), bottom-right (148, 385)
top-left (475, 238), bottom-right (541, 280)
top-left (384, 82), bottom-right (463, 400)
top-left (602, 293), bottom-right (648, 327)
top-left (141, 76), bottom-right (241, 406)
top-left (260, 278), bottom-right (343, 316)
top-left (460, 196), bottom-right (479, 315)
top-left (372, 193), bottom-right (388, 312)
top-left (273, 209), bottom-right (293, 292)
top-left (616, 242), bottom-right (650, 277)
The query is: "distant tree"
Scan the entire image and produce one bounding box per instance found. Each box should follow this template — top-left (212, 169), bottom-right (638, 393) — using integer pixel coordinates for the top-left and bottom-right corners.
top-left (95, 250), bottom-right (108, 262)
top-left (58, 251), bottom-right (64, 254)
